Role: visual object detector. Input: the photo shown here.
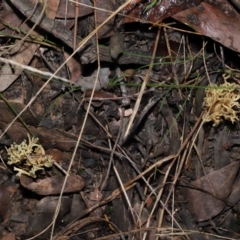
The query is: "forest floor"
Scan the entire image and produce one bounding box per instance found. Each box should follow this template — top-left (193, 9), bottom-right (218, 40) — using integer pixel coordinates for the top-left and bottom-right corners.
top-left (0, 1), bottom-right (240, 240)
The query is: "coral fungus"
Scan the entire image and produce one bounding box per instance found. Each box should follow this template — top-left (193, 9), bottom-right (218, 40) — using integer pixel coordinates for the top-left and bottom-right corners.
top-left (203, 82), bottom-right (240, 126)
top-left (6, 135), bottom-right (54, 178)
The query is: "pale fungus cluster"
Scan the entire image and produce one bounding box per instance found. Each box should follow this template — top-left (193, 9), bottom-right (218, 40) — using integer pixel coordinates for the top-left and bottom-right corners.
top-left (203, 82), bottom-right (240, 126)
top-left (6, 135), bottom-right (54, 178)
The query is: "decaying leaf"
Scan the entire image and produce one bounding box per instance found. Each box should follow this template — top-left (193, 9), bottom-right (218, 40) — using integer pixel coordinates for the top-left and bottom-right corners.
top-left (56, 0), bottom-right (93, 18)
top-left (173, 1), bottom-right (240, 53)
top-left (20, 174), bottom-right (85, 195)
top-left (0, 233), bottom-right (15, 240)
top-left (45, 0), bottom-right (60, 20)
top-left (181, 161), bottom-right (240, 222)
top-left (122, 0), bottom-right (202, 23)
top-left (94, 0), bottom-right (115, 38)
top-left (63, 51), bottom-right (82, 84)
top-left (25, 196), bottom-right (72, 238)
top-left (0, 121), bottom-right (78, 152)
top-left (0, 41), bottom-right (39, 92)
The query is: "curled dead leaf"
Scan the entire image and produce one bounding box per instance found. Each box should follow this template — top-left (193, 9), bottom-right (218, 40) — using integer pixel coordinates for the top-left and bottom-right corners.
top-left (20, 174), bottom-right (85, 195)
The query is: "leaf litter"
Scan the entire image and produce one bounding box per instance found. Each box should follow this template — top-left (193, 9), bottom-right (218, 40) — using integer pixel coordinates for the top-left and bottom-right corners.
top-left (0, 0), bottom-right (240, 239)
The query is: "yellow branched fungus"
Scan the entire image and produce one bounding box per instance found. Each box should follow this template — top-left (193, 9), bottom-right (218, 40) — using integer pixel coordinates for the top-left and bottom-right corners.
top-left (203, 82), bottom-right (240, 126)
top-left (6, 134), bottom-right (54, 178)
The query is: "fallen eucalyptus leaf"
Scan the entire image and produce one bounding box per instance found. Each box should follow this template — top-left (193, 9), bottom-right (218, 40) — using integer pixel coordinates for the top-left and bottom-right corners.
top-left (181, 161), bottom-right (240, 222)
top-left (20, 174), bottom-right (85, 195)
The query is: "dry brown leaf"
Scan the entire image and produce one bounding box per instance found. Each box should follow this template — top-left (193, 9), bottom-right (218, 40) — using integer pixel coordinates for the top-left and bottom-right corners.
top-left (45, 0), bottom-right (60, 20)
top-left (0, 41), bottom-right (39, 92)
top-left (122, 0), bottom-right (201, 23)
top-left (0, 0), bottom-right (22, 29)
top-left (25, 196), bottom-right (72, 238)
top-left (228, 174), bottom-right (240, 205)
top-left (0, 185), bottom-right (12, 220)
top-left (0, 233), bottom-right (16, 240)
top-left (94, 0), bottom-right (115, 38)
top-left (20, 174), bottom-right (85, 195)
top-left (0, 101), bottom-right (36, 125)
top-left (0, 121), bottom-right (78, 152)
top-left (63, 51), bottom-right (82, 84)
top-left (173, 1), bottom-right (240, 53)
top-left (181, 161), bottom-right (240, 221)
top-left (56, 0), bottom-right (93, 18)
top-left (45, 148), bottom-right (65, 163)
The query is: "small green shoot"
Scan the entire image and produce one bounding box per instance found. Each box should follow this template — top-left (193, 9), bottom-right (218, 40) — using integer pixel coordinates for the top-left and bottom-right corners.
top-left (144, 0), bottom-right (160, 13)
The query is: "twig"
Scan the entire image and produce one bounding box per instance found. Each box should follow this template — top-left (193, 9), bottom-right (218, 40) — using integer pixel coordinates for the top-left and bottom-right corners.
top-left (0, 57), bottom-right (70, 83)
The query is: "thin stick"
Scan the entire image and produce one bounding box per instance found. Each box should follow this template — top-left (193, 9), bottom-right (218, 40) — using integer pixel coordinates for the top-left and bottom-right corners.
top-left (0, 57), bottom-right (70, 83)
